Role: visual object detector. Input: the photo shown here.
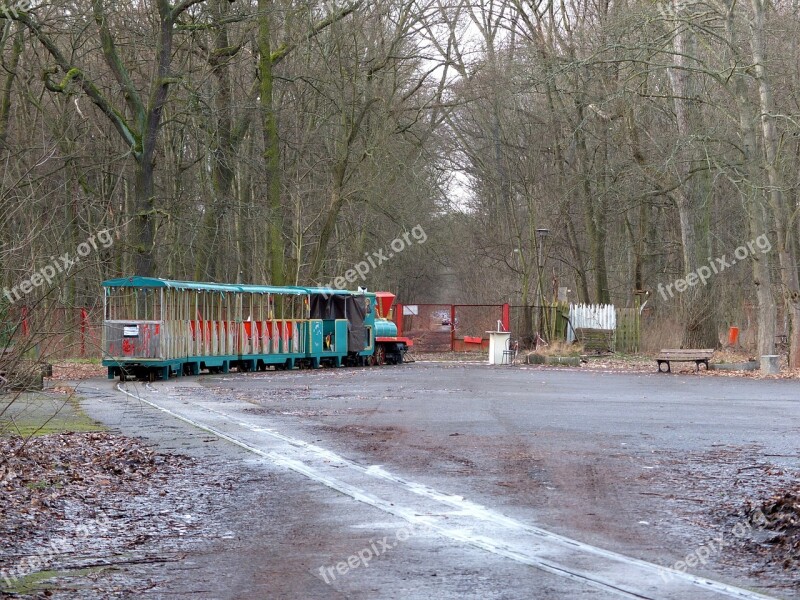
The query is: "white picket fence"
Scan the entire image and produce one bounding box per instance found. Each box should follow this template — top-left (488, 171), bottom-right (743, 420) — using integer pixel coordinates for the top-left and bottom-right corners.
top-left (566, 303), bottom-right (616, 343)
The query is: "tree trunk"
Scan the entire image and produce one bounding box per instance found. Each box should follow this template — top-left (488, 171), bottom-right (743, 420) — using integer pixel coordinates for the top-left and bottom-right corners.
top-left (725, 0), bottom-right (776, 358)
top-left (749, 0), bottom-right (800, 367)
top-left (666, 9), bottom-right (718, 348)
top-left (0, 23), bottom-right (22, 150)
top-left (195, 0), bottom-right (240, 281)
top-left (565, 216), bottom-right (591, 303)
top-left (575, 112), bottom-right (611, 304)
top-left (133, 157), bottom-right (156, 277)
top-left (308, 161), bottom-right (347, 281)
top-left (258, 0), bottom-right (286, 286)
top-left (750, 0), bottom-right (800, 369)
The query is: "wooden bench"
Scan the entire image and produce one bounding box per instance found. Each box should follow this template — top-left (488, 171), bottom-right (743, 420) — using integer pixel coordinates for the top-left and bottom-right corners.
top-left (656, 349), bottom-right (714, 373)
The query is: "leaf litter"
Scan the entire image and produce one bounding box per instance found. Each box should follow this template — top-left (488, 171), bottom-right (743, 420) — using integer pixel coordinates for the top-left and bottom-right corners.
top-left (0, 432), bottom-right (238, 598)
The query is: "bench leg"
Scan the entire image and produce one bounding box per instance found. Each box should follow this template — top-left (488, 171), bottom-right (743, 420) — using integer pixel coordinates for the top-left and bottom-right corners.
top-left (657, 360), bottom-right (671, 373)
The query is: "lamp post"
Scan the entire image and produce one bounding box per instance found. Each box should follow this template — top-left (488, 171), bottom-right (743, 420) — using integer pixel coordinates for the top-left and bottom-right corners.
top-left (535, 228), bottom-right (550, 339)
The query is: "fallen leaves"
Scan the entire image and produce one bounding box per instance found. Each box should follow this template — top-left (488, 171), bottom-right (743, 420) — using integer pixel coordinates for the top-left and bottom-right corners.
top-left (0, 432), bottom-right (234, 597)
top-left (745, 488), bottom-right (800, 568)
top-left (48, 363), bottom-right (106, 382)
top-left (0, 433), bottom-right (184, 537)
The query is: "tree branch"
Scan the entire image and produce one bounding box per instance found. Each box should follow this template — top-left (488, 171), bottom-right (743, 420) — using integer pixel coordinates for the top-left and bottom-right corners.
top-left (91, 0), bottom-right (146, 120)
top-left (171, 0), bottom-right (208, 21)
top-left (11, 11), bottom-right (141, 157)
top-left (272, 1), bottom-right (363, 65)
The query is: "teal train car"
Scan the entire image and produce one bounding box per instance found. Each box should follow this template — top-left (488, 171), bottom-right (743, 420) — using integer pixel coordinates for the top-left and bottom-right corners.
top-left (101, 277), bottom-right (411, 381)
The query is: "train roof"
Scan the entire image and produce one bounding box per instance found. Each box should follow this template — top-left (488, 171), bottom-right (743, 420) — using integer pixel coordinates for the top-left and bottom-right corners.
top-left (102, 277), bottom-right (368, 297)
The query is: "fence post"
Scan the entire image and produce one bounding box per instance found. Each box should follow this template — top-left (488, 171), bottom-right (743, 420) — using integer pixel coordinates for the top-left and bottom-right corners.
top-left (395, 303), bottom-right (404, 337)
top-left (555, 302), bottom-right (567, 340)
top-left (450, 305), bottom-right (456, 351)
top-left (81, 307), bottom-right (88, 358)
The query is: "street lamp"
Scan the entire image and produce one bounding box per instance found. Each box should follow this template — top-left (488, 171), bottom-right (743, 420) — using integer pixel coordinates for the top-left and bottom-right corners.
top-left (535, 228), bottom-right (550, 273)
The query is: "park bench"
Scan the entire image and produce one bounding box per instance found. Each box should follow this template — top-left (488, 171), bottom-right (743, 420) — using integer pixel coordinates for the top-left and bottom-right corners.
top-left (656, 349), bottom-right (714, 373)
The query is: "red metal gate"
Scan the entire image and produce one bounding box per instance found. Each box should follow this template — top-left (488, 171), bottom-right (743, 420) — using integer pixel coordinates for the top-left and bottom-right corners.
top-left (6, 305), bottom-right (103, 359)
top-left (394, 303), bottom-right (509, 352)
top-left (394, 304), bottom-right (451, 352)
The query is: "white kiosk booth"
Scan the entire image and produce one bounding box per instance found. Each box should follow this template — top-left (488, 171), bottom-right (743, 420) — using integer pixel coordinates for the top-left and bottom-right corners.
top-left (487, 331), bottom-right (512, 365)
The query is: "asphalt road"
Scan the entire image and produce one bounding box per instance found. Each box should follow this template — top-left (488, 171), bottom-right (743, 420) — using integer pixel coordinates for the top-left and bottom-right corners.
top-left (79, 363), bottom-right (800, 599)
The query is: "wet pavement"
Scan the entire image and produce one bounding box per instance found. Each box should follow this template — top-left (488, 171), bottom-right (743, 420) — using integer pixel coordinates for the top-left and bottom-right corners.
top-left (63, 363), bottom-right (800, 598)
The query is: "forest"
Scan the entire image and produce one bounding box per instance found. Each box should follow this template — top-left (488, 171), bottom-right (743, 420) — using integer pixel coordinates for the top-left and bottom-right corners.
top-left (2, 0), bottom-right (800, 363)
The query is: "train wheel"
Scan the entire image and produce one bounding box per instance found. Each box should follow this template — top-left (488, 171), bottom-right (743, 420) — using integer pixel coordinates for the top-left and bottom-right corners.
top-left (375, 345), bottom-right (386, 366)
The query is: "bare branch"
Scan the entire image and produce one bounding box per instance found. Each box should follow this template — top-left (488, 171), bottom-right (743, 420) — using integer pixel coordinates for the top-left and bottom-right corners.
top-left (272, 1), bottom-right (363, 65)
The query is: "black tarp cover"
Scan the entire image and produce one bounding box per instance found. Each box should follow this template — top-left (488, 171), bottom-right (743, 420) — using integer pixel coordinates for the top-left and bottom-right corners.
top-left (345, 296), bottom-right (367, 351)
top-left (310, 294), bottom-right (346, 320)
top-left (309, 294), bottom-right (368, 351)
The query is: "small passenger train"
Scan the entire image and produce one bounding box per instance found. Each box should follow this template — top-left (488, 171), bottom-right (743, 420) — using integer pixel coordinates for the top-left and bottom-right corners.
top-left (101, 277), bottom-right (411, 381)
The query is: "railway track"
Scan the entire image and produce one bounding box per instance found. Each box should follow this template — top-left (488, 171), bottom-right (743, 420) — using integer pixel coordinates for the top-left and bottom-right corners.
top-left (116, 381), bottom-right (778, 600)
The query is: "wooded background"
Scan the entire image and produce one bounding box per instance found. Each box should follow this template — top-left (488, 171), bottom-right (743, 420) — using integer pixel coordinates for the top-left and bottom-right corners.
top-left (2, 0), bottom-right (800, 362)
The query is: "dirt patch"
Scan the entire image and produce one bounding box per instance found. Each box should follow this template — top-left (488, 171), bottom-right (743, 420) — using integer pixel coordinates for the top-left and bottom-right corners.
top-left (302, 417), bottom-right (800, 596)
top-left (204, 384), bottom-right (312, 405)
top-left (48, 362), bottom-right (106, 381)
top-left (0, 432), bottom-right (240, 598)
top-left (646, 445), bottom-right (800, 596)
top-left (743, 488), bottom-right (800, 569)
top-left (317, 423), bottom-right (408, 446)
top-left (244, 406), bottom-right (373, 418)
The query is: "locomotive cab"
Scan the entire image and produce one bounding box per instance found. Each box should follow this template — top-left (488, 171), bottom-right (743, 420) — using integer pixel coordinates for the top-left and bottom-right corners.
top-left (373, 292), bottom-right (412, 365)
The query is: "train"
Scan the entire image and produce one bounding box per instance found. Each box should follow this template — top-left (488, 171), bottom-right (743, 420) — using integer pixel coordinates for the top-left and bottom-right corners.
top-left (101, 277), bottom-right (411, 381)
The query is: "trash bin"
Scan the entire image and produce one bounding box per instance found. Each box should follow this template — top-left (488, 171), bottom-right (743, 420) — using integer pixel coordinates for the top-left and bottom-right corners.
top-left (760, 354), bottom-right (781, 374)
top-left (487, 331), bottom-right (511, 365)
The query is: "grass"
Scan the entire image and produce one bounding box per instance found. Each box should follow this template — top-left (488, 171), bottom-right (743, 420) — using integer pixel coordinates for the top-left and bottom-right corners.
top-left (585, 351), bottom-right (651, 362)
top-left (529, 340), bottom-right (584, 357)
top-left (24, 479), bottom-right (63, 490)
top-left (55, 357), bottom-right (102, 365)
top-left (1, 567), bottom-right (103, 594)
top-left (0, 394), bottom-right (105, 438)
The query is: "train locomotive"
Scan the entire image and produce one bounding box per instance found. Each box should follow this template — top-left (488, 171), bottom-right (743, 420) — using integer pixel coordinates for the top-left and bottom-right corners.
top-left (101, 277), bottom-right (411, 381)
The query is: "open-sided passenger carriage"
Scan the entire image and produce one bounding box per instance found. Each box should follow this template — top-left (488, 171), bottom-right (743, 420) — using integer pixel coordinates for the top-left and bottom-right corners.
top-left (102, 277), bottom-right (411, 381)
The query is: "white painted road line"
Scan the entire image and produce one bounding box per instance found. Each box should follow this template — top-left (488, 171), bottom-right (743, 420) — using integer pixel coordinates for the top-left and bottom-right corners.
top-left (118, 382), bottom-right (778, 600)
